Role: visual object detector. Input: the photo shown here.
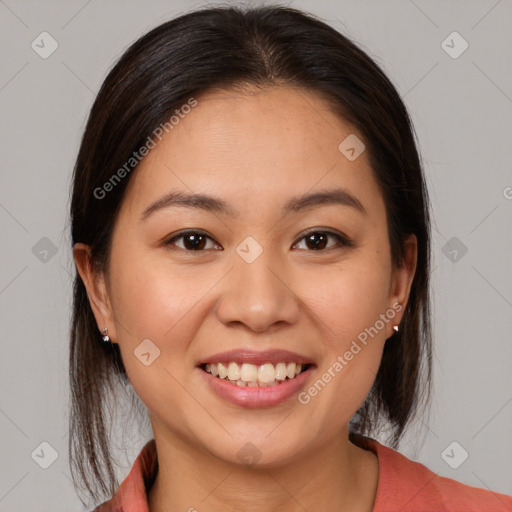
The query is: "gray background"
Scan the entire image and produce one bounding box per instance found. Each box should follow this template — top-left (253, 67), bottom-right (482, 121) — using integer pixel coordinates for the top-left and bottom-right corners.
top-left (1, 0), bottom-right (511, 510)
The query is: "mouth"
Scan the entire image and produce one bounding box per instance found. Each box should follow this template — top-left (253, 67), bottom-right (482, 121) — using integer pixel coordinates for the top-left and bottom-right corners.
top-left (200, 361), bottom-right (313, 387)
top-left (196, 349), bottom-right (316, 407)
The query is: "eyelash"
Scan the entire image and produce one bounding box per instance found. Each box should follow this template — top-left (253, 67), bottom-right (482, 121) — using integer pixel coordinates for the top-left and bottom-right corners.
top-left (163, 228), bottom-right (354, 252)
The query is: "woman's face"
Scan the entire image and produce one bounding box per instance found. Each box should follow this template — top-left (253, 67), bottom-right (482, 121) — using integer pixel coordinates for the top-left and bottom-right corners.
top-left (77, 85), bottom-right (416, 466)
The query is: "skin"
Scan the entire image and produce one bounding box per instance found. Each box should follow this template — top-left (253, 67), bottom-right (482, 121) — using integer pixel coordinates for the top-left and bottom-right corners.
top-left (74, 84), bottom-right (417, 512)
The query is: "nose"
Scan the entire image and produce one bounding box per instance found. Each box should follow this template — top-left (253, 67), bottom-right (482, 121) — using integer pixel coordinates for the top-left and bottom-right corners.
top-left (214, 248), bottom-right (301, 333)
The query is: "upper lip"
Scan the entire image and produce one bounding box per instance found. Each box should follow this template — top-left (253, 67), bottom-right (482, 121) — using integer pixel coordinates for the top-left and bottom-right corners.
top-left (197, 349), bottom-right (315, 367)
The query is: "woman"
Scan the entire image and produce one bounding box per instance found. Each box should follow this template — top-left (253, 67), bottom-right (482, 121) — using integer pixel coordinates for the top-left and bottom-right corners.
top-left (69, 5), bottom-right (512, 511)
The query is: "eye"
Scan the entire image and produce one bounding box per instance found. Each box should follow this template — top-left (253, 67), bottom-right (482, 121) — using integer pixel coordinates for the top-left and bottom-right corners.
top-left (163, 229), bottom-right (353, 252)
top-left (293, 230), bottom-right (352, 251)
top-left (164, 230), bottom-right (221, 251)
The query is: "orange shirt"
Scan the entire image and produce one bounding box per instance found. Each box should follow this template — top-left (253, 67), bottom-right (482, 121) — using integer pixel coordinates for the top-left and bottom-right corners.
top-left (93, 435), bottom-right (512, 511)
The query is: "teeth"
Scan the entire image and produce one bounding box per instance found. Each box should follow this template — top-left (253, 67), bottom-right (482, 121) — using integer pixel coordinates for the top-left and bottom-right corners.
top-left (258, 363), bottom-right (276, 383)
top-left (203, 361), bottom-right (308, 386)
top-left (227, 362), bottom-right (241, 380)
top-left (240, 363), bottom-right (258, 382)
top-left (217, 362), bottom-right (228, 379)
top-left (275, 362), bottom-right (287, 380)
top-left (286, 363), bottom-right (296, 379)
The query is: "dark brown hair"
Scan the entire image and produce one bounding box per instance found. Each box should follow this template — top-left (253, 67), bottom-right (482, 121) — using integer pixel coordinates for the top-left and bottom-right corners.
top-left (68, 4), bottom-right (432, 507)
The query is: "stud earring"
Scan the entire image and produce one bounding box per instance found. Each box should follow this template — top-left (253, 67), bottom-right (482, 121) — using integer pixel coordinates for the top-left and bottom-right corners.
top-left (393, 325), bottom-right (399, 332)
top-left (101, 327), bottom-right (111, 343)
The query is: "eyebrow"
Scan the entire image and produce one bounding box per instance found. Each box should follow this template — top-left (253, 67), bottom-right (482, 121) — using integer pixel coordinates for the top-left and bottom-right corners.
top-left (139, 187), bottom-right (367, 221)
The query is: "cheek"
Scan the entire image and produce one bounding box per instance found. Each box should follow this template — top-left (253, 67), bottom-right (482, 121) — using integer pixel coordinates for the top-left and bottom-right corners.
top-left (295, 252), bottom-right (391, 412)
top-left (107, 255), bottom-right (209, 418)
top-left (297, 267), bottom-right (390, 436)
top-left (109, 249), bottom-right (204, 339)
top-left (108, 250), bottom-right (225, 383)
top-left (304, 254), bottom-right (391, 345)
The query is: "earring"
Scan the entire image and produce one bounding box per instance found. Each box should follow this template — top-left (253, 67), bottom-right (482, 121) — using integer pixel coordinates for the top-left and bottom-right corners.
top-left (101, 327), bottom-right (111, 343)
top-left (393, 325), bottom-right (399, 332)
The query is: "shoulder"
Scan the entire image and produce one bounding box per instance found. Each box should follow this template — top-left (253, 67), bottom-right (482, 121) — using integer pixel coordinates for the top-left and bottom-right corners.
top-left (351, 433), bottom-right (512, 512)
top-left (91, 439), bottom-right (158, 512)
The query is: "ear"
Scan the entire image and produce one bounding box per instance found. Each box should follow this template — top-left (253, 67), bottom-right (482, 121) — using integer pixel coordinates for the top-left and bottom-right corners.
top-left (73, 243), bottom-right (117, 343)
top-left (387, 234), bottom-right (417, 336)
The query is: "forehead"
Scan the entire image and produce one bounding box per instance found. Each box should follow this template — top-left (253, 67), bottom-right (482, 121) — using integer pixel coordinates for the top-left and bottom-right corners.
top-left (121, 85), bottom-right (384, 221)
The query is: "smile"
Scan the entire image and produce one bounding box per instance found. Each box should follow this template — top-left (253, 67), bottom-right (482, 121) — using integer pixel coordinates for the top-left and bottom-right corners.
top-left (196, 349), bottom-right (316, 407)
top-left (202, 361), bottom-right (311, 387)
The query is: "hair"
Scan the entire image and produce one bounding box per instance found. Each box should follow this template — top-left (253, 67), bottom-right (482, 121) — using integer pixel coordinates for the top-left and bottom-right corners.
top-left (68, 3), bottom-right (433, 507)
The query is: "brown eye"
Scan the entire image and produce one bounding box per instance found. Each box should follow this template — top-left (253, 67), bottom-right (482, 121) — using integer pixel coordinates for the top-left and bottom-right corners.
top-left (293, 230), bottom-right (352, 251)
top-left (164, 231), bottom-right (220, 251)
top-left (304, 232), bottom-right (329, 250)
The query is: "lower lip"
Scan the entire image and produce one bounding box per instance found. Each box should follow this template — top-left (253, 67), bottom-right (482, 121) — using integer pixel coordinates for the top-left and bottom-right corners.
top-left (198, 367), bottom-right (314, 408)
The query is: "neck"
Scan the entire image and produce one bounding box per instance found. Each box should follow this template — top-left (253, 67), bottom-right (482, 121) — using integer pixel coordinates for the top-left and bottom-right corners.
top-left (147, 430), bottom-right (378, 512)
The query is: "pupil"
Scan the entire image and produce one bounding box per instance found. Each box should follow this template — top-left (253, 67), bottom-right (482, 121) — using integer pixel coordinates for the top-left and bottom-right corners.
top-left (307, 233), bottom-right (327, 250)
top-left (185, 234), bottom-right (205, 250)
